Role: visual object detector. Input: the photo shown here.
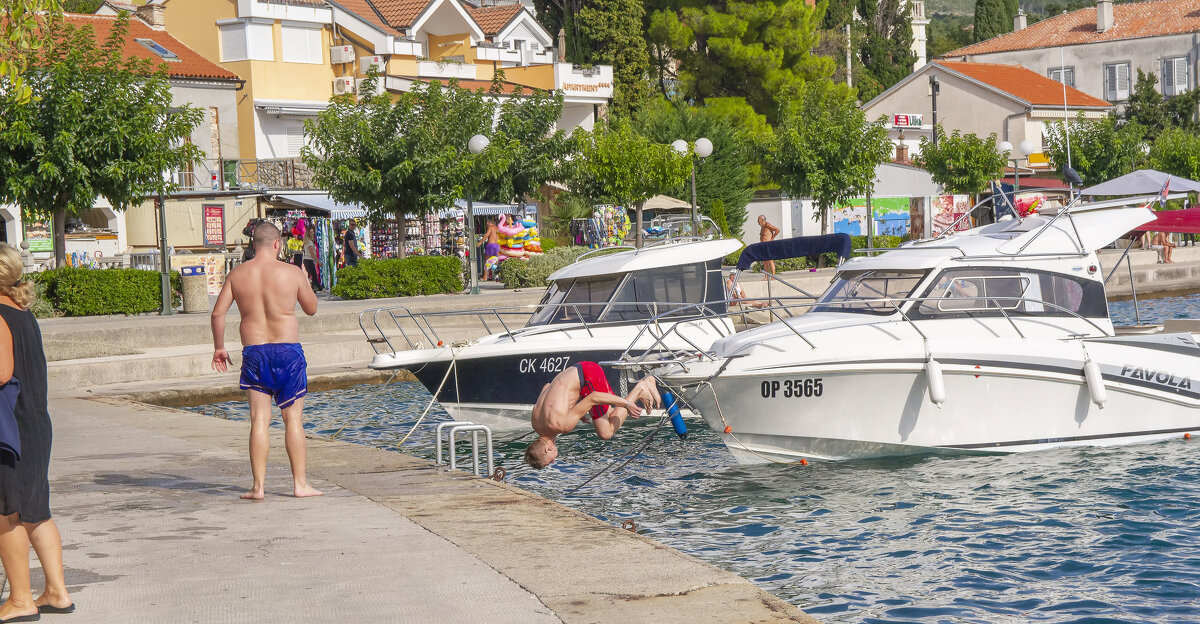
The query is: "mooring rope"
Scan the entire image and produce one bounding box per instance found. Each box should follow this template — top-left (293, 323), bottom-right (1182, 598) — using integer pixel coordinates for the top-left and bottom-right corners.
top-left (329, 370), bottom-right (401, 439)
top-left (395, 354), bottom-right (458, 447)
top-left (565, 410), bottom-right (671, 496)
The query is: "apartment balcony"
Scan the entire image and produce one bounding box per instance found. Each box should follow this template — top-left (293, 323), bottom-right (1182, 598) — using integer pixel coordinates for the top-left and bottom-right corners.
top-left (416, 60), bottom-right (478, 80)
top-left (476, 45), bottom-right (556, 66)
top-left (242, 0), bottom-right (331, 23)
top-left (394, 38), bottom-right (424, 57)
top-left (173, 158), bottom-right (316, 192)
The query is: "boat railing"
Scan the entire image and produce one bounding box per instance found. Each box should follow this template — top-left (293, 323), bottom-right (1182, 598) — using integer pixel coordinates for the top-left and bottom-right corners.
top-left (606, 293), bottom-right (1114, 371)
top-left (358, 300), bottom-right (734, 357)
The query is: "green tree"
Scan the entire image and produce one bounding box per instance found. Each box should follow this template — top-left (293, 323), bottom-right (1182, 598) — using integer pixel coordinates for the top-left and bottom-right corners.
top-left (914, 127), bottom-right (1007, 195)
top-left (1123, 69), bottom-right (1200, 140)
top-left (927, 14), bottom-right (974, 58)
top-left (304, 77), bottom-right (566, 256)
top-left (565, 118), bottom-right (692, 246)
top-left (62, 0), bottom-right (102, 12)
top-left (823, 0), bottom-right (916, 102)
top-left (534, 0), bottom-right (652, 115)
top-left (634, 98), bottom-right (761, 238)
top-left (1148, 126), bottom-right (1200, 181)
top-left (769, 80), bottom-right (892, 232)
top-left (1043, 115), bottom-right (1146, 186)
top-left (1, 0), bottom-right (63, 104)
top-left (973, 0), bottom-right (1012, 42)
top-left (0, 14), bottom-right (202, 267)
top-left (645, 0), bottom-right (832, 122)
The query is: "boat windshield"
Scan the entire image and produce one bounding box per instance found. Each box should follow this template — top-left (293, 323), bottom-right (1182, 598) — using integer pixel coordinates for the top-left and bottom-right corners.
top-left (909, 267), bottom-right (1108, 319)
top-left (526, 260), bottom-right (724, 326)
top-left (812, 270), bottom-right (927, 315)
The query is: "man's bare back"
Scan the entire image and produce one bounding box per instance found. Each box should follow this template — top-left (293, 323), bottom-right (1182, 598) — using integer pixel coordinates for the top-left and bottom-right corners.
top-left (485, 221), bottom-right (499, 245)
top-left (217, 255), bottom-right (317, 347)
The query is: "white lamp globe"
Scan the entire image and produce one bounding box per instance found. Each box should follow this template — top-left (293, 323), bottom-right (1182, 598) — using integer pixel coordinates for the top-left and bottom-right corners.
top-left (469, 134), bottom-right (490, 154)
top-left (671, 139), bottom-right (688, 154)
top-left (1018, 140), bottom-right (1035, 157)
top-left (694, 137), bottom-right (714, 158)
top-left (998, 141), bottom-right (1013, 155)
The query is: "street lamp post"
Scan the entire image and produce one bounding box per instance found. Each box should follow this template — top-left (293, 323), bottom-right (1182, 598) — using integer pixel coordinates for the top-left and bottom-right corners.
top-left (467, 134), bottom-right (489, 295)
top-left (998, 140), bottom-right (1034, 192)
top-left (672, 138), bottom-right (713, 237)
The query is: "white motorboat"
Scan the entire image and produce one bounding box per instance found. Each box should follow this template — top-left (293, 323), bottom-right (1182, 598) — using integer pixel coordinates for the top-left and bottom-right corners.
top-left (360, 238), bottom-right (742, 429)
top-left (644, 196), bottom-right (1200, 462)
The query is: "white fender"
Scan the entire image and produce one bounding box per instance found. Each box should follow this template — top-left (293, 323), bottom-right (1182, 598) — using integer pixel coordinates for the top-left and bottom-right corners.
top-left (1084, 358), bottom-right (1107, 408)
top-left (925, 358), bottom-right (946, 407)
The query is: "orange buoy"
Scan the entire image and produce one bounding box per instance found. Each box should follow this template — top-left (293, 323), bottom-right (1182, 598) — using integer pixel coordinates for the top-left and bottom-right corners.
top-left (723, 426), bottom-right (732, 434)
top-left (800, 459), bottom-right (808, 466)
top-left (1186, 433), bottom-right (1192, 440)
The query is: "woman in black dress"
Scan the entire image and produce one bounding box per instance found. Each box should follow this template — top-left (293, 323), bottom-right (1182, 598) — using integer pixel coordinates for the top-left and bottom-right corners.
top-left (0, 245), bottom-right (72, 621)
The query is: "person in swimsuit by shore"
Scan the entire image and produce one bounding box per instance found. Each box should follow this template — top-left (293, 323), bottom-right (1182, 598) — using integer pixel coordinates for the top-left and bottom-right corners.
top-left (483, 218), bottom-right (500, 260)
top-left (524, 362), bottom-right (661, 469)
top-left (758, 215), bottom-right (781, 275)
top-left (211, 223), bottom-right (322, 499)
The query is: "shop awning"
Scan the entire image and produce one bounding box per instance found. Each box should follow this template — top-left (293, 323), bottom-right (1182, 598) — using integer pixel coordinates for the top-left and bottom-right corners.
top-left (272, 193), bottom-right (368, 220)
top-left (453, 199), bottom-right (521, 216)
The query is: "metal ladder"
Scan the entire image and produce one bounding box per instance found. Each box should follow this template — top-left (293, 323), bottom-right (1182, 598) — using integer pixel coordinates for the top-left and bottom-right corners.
top-left (435, 421), bottom-right (494, 477)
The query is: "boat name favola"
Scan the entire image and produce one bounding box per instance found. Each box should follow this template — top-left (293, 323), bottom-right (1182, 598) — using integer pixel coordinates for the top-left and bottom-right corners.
top-left (1119, 365), bottom-right (1193, 389)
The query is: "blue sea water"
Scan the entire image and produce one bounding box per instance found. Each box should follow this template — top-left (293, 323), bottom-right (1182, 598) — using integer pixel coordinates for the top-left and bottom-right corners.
top-left (190, 376), bottom-right (1200, 623)
top-left (1110, 294), bottom-right (1200, 326)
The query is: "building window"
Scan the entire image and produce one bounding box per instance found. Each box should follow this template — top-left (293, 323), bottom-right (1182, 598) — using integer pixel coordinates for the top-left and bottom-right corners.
top-left (1048, 66), bottom-right (1075, 88)
top-left (219, 20), bottom-right (273, 62)
top-left (1104, 62), bottom-right (1131, 101)
top-left (285, 122), bottom-right (305, 158)
top-left (281, 24), bottom-right (323, 64)
top-left (1163, 56), bottom-right (1190, 96)
top-left (135, 38), bottom-right (179, 61)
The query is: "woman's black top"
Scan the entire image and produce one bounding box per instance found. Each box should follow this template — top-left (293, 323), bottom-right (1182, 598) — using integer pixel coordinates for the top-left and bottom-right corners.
top-left (0, 304), bottom-right (51, 523)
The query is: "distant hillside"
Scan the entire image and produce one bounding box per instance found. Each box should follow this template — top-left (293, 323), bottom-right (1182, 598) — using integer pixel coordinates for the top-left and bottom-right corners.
top-left (926, 0), bottom-right (974, 16)
top-left (926, 0), bottom-right (1138, 20)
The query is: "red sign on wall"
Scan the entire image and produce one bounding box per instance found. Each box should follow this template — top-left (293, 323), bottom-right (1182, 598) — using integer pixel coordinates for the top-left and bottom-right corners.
top-left (892, 114), bottom-right (924, 129)
top-left (203, 204), bottom-right (225, 246)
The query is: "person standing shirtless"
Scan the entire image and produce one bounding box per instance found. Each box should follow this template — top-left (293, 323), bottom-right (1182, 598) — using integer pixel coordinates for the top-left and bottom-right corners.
top-left (482, 218), bottom-right (500, 259)
top-left (758, 215), bottom-right (781, 274)
top-left (211, 222), bottom-right (322, 499)
top-left (524, 362), bottom-right (661, 469)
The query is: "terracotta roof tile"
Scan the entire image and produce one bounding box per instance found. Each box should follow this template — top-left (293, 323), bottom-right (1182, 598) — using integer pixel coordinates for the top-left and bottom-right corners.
top-left (467, 4), bottom-right (523, 35)
top-left (937, 61), bottom-right (1111, 107)
top-left (945, 0), bottom-right (1200, 56)
top-left (371, 0), bottom-right (432, 29)
top-left (327, 0), bottom-right (403, 35)
top-left (62, 14), bottom-right (238, 81)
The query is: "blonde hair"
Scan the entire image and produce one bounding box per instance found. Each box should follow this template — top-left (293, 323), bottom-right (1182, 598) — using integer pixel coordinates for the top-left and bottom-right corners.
top-left (0, 245), bottom-right (34, 310)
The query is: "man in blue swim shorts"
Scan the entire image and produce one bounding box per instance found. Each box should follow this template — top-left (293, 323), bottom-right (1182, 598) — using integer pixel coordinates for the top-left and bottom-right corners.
top-left (211, 222), bottom-right (322, 500)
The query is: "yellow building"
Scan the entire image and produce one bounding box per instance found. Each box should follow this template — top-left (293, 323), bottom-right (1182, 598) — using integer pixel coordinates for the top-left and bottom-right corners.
top-left (160, 0), bottom-right (614, 171)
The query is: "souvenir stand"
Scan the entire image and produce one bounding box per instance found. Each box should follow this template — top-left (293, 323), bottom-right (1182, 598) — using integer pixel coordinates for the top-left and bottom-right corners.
top-left (570, 205), bottom-right (631, 249)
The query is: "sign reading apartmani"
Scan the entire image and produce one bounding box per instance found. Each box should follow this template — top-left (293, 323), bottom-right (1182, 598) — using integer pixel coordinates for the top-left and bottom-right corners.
top-left (203, 204), bottom-right (225, 246)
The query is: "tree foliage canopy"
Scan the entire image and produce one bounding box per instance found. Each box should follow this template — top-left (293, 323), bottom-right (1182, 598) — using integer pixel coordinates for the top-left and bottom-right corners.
top-left (564, 117), bottom-right (691, 211)
top-left (304, 77), bottom-right (568, 232)
top-left (1043, 116), bottom-right (1146, 186)
top-left (823, 0), bottom-right (916, 102)
top-left (1, 0), bottom-right (63, 104)
top-left (645, 0), bottom-right (832, 122)
top-left (973, 0), bottom-right (1014, 42)
top-left (1148, 126), bottom-right (1200, 182)
top-left (1123, 69), bottom-right (1200, 141)
top-left (634, 98), bottom-right (763, 238)
top-left (915, 127), bottom-right (1007, 195)
top-left (769, 80), bottom-right (892, 225)
top-left (0, 14), bottom-right (203, 265)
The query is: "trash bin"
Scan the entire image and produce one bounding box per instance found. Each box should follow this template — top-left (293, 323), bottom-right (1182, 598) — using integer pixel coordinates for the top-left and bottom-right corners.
top-left (180, 265), bottom-right (208, 313)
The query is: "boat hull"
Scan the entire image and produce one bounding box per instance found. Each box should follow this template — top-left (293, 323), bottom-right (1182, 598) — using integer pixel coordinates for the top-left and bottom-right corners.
top-left (667, 340), bottom-right (1200, 463)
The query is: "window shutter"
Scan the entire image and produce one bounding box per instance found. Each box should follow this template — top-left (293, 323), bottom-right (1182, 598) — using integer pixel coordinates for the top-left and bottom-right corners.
top-left (1174, 57), bottom-right (1189, 94)
top-left (1118, 63), bottom-right (1130, 99)
top-left (220, 24), bottom-right (247, 62)
top-left (1066, 68), bottom-right (1075, 88)
top-left (1106, 64), bottom-right (1117, 100)
top-left (1164, 59), bottom-right (1176, 96)
top-left (282, 25), bottom-right (322, 64)
top-left (285, 123), bottom-right (305, 157)
top-left (246, 21), bottom-right (274, 61)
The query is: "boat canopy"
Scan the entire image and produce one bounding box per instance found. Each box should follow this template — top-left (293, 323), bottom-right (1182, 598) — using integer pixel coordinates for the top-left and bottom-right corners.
top-left (736, 234), bottom-right (852, 271)
top-left (547, 238), bottom-right (742, 282)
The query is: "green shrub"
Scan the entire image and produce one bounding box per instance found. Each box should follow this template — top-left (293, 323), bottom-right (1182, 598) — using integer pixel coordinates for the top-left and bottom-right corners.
top-left (35, 266), bottom-right (181, 316)
top-left (332, 256), bottom-right (463, 300)
top-left (498, 246), bottom-right (593, 289)
top-left (28, 280), bottom-right (56, 319)
top-left (539, 238), bottom-right (557, 252)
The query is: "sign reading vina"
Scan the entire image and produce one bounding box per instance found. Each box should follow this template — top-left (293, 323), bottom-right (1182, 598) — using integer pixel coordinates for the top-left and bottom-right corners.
top-left (892, 114), bottom-right (924, 129)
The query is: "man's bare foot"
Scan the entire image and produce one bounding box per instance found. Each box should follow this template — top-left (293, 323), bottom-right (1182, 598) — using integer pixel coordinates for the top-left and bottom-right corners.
top-left (241, 488), bottom-right (265, 500)
top-left (294, 484), bottom-right (323, 498)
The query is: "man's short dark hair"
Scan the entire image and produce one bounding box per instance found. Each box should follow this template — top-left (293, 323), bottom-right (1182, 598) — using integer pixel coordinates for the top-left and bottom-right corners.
top-left (253, 222), bottom-right (281, 250)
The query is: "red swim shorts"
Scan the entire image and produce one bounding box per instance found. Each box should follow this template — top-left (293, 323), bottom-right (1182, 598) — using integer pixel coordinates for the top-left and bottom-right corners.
top-left (575, 361), bottom-right (612, 420)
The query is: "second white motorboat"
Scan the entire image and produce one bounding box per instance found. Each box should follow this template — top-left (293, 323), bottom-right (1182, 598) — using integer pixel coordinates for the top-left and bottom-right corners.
top-left (649, 196), bottom-right (1200, 462)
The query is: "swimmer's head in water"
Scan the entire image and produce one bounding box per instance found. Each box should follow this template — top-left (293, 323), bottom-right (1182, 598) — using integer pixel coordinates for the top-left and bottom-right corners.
top-left (524, 436), bottom-right (558, 469)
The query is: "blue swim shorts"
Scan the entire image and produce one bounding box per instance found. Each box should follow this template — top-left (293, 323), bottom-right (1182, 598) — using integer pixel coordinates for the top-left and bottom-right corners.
top-left (239, 343), bottom-right (308, 408)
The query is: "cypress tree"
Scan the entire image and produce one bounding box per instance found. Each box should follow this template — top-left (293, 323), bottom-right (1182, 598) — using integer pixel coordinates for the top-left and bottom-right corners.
top-left (974, 0), bottom-right (1011, 42)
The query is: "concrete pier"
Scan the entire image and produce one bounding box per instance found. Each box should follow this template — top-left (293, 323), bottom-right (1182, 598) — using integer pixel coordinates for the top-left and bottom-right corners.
top-left (49, 387), bottom-right (814, 623)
